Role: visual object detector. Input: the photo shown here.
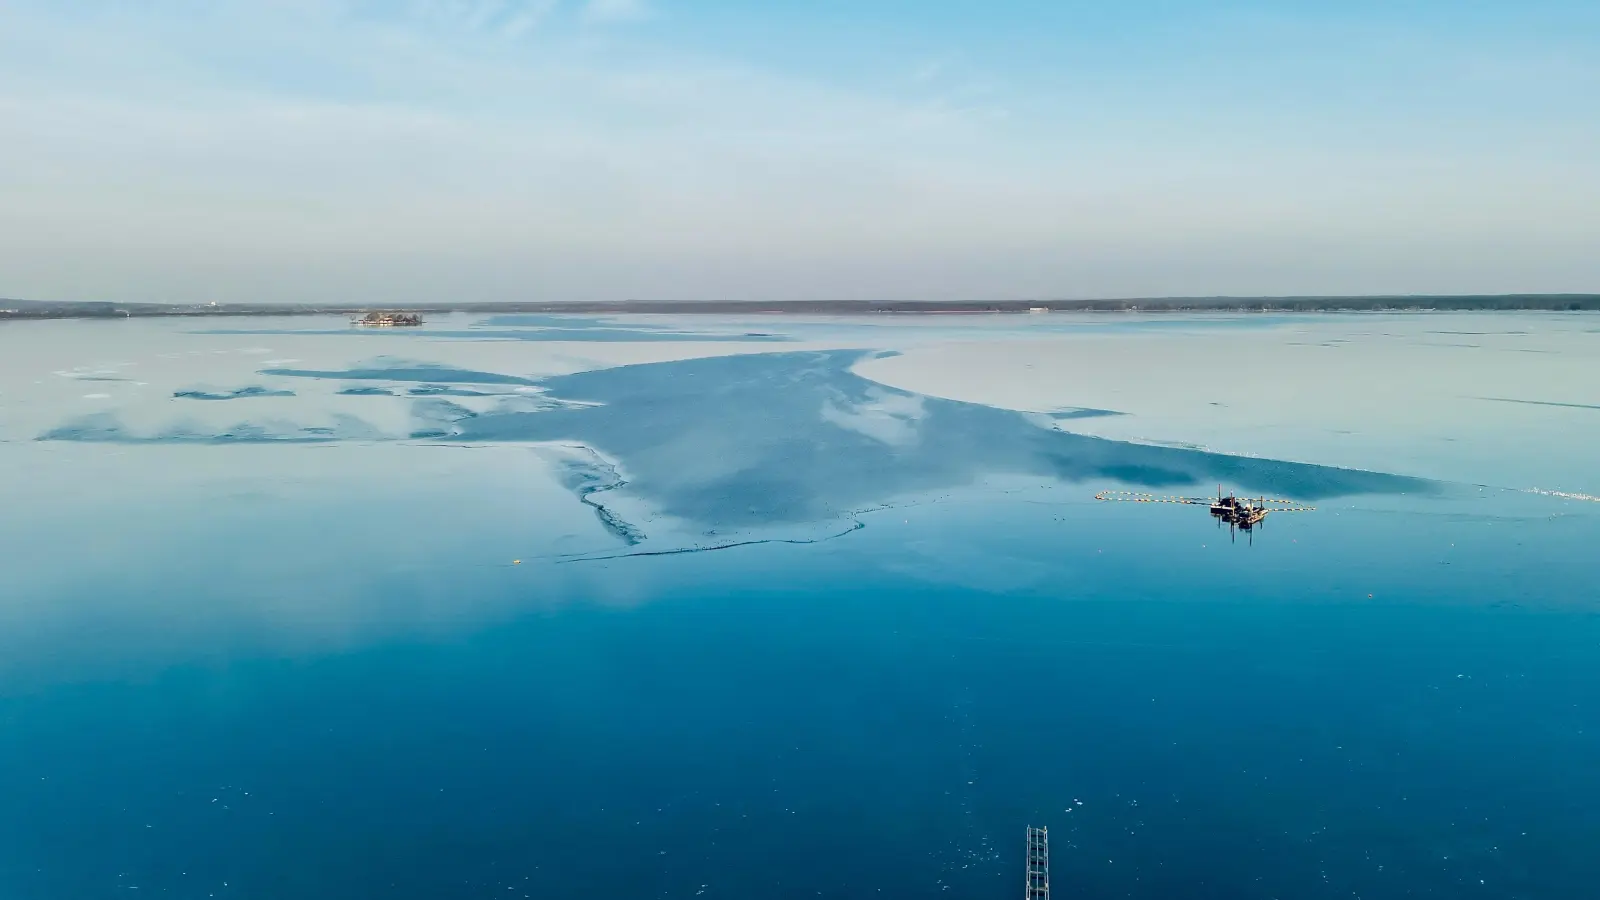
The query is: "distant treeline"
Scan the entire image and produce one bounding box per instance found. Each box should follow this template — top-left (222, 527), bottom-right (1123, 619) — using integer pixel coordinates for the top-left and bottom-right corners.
top-left (3, 294), bottom-right (1598, 319)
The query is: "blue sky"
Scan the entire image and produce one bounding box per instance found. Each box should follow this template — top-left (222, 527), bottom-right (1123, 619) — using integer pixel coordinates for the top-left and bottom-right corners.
top-left (1, 1), bottom-right (1596, 303)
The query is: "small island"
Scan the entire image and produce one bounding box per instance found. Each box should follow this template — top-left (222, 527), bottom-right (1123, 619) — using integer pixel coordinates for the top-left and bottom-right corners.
top-left (353, 311), bottom-right (423, 327)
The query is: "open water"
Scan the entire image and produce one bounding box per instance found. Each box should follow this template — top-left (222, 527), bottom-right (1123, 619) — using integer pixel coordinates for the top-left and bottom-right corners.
top-left (0, 312), bottom-right (1596, 898)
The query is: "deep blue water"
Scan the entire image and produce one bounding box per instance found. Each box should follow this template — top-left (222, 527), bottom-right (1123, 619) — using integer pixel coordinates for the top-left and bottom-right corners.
top-left (5, 486), bottom-right (1597, 899)
top-left (3, 315), bottom-right (1599, 899)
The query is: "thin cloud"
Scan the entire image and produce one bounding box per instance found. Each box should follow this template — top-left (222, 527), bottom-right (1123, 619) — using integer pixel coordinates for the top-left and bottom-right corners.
top-left (1, 1), bottom-right (1597, 303)
top-left (502, 1), bottom-right (559, 38)
top-left (581, 0), bottom-right (650, 24)
top-left (390, 0), bottom-right (560, 37)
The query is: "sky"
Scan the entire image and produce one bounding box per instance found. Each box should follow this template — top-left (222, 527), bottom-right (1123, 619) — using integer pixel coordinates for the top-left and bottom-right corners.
top-left (1, 0), bottom-right (1597, 304)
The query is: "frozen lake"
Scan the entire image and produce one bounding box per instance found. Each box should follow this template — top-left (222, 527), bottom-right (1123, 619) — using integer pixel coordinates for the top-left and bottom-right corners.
top-left (1, 311), bottom-right (1597, 899)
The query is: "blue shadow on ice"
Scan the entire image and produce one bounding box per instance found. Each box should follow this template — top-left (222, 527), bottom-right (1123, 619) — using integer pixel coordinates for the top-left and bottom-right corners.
top-left (432, 328), bottom-right (792, 343)
top-left (173, 386), bottom-right (296, 400)
top-left (261, 364), bottom-right (539, 385)
top-left (452, 350), bottom-right (1430, 526)
top-left (37, 412), bottom-right (383, 443)
top-left (39, 351), bottom-right (1431, 527)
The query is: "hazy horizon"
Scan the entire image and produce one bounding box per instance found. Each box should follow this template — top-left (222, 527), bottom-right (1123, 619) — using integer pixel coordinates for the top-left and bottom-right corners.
top-left (3, 1), bottom-right (1597, 305)
top-left (7, 292), bottom-right (1600, 310)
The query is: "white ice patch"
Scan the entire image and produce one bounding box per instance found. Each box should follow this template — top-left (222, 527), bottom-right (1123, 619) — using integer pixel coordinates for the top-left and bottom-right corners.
top-left (820, 387), bottom-right (925, 447)
top-left (54, 365), bottom-right (129, 380)
top-left (1527, 488), bottom-right (1600, 503)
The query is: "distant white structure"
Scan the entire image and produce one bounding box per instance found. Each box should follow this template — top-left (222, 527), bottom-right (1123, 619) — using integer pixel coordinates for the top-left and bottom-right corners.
top-left (1028, 307), bottom-right (1050, 314)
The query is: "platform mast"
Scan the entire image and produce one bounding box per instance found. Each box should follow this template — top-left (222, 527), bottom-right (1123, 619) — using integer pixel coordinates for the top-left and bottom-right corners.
top-left (1025, 826), bottom-right (1049, 900)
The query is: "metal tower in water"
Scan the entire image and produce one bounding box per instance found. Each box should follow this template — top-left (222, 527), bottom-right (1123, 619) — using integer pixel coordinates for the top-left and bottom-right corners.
top-left (1025, 826), bottom-right (1049, 900)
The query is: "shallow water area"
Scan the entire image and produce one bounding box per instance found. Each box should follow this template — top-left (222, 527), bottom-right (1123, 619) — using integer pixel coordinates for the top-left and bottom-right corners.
top-left (1, 311), bottom-right (1597, 899)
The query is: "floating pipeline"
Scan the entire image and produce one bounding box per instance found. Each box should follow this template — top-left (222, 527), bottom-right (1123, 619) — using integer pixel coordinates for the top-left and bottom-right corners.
top-left (1094, 490), bottom-right (1316, 512)
top-left (1096, 490), bottom-right (1316, 540)
top-left (1095, 491), bottom-right (1208, 505)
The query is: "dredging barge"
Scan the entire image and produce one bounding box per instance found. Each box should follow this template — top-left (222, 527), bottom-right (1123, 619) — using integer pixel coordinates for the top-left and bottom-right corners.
top-left (1207, 491), bottom-right (1271, 529)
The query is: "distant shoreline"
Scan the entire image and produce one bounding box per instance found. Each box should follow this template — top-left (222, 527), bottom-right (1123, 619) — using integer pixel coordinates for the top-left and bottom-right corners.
top-left (2, 294), bottom-right (1597, 320)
